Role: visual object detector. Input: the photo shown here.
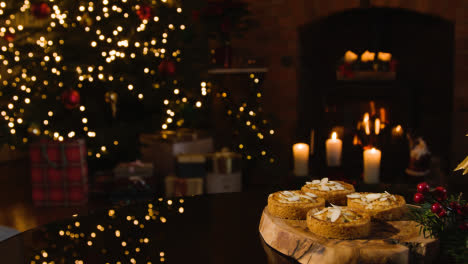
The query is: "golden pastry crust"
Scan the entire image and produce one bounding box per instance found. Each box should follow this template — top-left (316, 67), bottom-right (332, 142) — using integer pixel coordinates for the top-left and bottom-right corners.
top-left (267, 190), bottom-right (325, 220)
top-left (306, 207), bottom-right (370, 239)
top-left (346, 192), bottom-right (407, 221)
top-left (301, 179), bottom-right (355, 205)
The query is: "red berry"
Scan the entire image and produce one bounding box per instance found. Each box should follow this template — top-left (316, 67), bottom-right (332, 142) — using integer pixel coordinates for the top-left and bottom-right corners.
top-left (437, 209), bottom-right (447, 217)
top-left (433, 186), bottom-right (447, 201)
top-left (431, 203), bottom-right (443, 214)
top-left (449, 201), bottom-right (460, 211)
top-left (459, 222), bottom-right (468, 231)
top-left (417, 182), bottom-right (430, 193)
top-left (413, 193), bottom-right (425, 204)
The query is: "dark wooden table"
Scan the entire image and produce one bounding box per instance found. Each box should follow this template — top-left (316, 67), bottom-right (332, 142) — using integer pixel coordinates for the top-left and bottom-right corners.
top-left (0, 159), bottom-right (462, 263)
top-left (0, 191), bottom-right (298, 264)
top-left (0, 178), bottom-right (428, 264)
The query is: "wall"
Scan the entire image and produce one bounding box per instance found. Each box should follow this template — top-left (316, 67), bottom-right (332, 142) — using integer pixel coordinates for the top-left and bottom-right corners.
top-left (233, 0), bottom-right (468, 184)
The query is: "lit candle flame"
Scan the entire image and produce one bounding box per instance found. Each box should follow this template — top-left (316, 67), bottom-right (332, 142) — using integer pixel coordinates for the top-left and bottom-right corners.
top-left (331, 132), bottom-right (337, 140)
top-left (363, 112), bottom-right (369, 122)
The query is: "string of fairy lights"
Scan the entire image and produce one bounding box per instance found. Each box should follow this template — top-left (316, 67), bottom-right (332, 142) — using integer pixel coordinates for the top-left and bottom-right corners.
top-left (215, 71), bottom-right (276, 163)
top-left (29, 197), bottom-right (185, 263)
top-left (0, 0), bottom-right (276, 164)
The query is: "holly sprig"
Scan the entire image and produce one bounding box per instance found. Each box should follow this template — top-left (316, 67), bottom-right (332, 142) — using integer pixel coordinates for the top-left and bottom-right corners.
top-left (410, 182), bottom-right (468, 263)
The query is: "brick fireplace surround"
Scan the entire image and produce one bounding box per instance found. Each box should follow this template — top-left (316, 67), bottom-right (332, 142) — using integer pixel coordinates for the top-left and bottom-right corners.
top-left (232, 0), bottom-right (468, 185)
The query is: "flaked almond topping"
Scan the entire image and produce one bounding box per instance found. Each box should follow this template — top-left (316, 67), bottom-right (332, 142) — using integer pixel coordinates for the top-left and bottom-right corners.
top-left (379, 197), bottom-right (388, 201)
top-left (314, 209), bottom-right (327, 215)
top-left (330, 203), bottom-right (341, 208)
top-left (329, 208), bottom-right (341, 222)
top-left (305, 181), bottom-right (312, 185)
top-left (284, 196), bottom-right (300, 202)
top-left (298, 194), bottom-right (315, 201)
top-left (311, 180), bottom-right (321, 184)
top-left (308, 187), bottom-right (318, 190)
top-left (305, 192), bottom-right (317, 198)
top-left (320, 185), bottom-right (330, 191)
top-left (347, 193), bottom-right (361, 199)
top-left (366, 193), bottom-right (382, 202)
top-left (320, 177), bottom-right (329, 184)
top-left (282, 191), bottom-right (294, 196)
top-left (335, 185), bottom-right (345, 190)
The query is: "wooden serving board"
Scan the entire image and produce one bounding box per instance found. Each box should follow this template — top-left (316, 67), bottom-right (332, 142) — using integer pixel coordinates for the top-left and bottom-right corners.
top-left (259, 207), bottom-right (439, 264)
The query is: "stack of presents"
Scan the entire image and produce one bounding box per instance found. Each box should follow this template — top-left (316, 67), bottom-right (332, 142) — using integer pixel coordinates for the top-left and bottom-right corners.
top-left (29, 129), bottom-right (242, 206)
top-left (139, 129), bottom-right (242, 197)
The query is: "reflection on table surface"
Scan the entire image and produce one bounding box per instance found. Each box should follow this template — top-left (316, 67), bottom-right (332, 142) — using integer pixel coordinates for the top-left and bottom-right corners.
top-left (0, 191), bottom-right (301, 264)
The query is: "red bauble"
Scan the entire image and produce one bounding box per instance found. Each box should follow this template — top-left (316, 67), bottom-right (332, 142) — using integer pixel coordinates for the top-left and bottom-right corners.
top-left (4, 32), bottom-right (15, 42)
top-left (417, 182), bottom-right (430, 193)
top-left (413, 193), bottom-right (425, 204)
top-left (61, 89), bottom-right (81, 109)
top-left (433, 186), bottom-right (447, 201)
top-left (136, 5), bottom-right (152, 20)
top-left (31, 2), bottom-right (51, 19)
top-left (158, 59), bottom-right (176, 76)
top-left (437, 209), bottom-right (447, 217)
top-left (431, 202), bottom-right (443, 214)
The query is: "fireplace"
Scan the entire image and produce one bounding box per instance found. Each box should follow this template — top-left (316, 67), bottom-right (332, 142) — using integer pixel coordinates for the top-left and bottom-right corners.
top-left (297, 8), bottom-right (454, 181)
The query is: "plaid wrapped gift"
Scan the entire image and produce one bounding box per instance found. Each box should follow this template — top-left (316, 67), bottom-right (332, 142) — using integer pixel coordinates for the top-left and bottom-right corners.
top-left (30, 139), bottom-right (88, 206)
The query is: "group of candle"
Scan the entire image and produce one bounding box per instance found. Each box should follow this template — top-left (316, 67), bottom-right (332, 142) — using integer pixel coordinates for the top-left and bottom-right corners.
top-left (293, 132), bottom-right (381, 184)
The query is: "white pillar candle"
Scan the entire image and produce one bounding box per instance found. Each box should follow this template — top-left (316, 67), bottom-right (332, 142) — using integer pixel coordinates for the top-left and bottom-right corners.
top-left (326, 132), bottom-right (342, 167)
top-left (363, 147), bottom-right (381, 184)
top-left (293, 143), bottom-right (309, 176)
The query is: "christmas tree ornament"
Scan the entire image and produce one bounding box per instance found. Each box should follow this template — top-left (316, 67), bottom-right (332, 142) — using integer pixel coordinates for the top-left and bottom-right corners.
top-left (136, 4), bottom-right (153, 20)
top-left (4, 32), bottom-right (15, 42)
top-left (417, 182), bottom-right (430, 193)
top-left (31, 2), bottom-right (51, 19)
top-left (431, 203), bottom-right (443, 214)
top-left (413, 193), bottom-right (424, 204)
top-left (61, 89), bottom-right (81, 109)
top-left (158, 59), bottom-right (176, 76)
top-left (105, 91), bottom-right (118, 118)
top-left (433, 186), bottom-right (447, 201)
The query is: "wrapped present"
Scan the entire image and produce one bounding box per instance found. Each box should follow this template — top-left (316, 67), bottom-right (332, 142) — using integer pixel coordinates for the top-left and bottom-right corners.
top-left (205, 148), bottom-right (242, 194)
top-left (176, 154), bottom-right (207, 178)
top-left (140, 129), bottom-right (214, 177)
top-left (164, 175), bottom-right (203, 197)
top-left (113, 160), bottom-right (154, 178)
top-left (30, 139), bottom-right (88, 206)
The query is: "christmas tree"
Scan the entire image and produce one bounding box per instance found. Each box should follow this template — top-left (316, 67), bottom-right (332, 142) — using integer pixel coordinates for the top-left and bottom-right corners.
top-left (0, 0), bottom-right (276, 171)
top-left (1, 0), bottom-right (210, 168)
